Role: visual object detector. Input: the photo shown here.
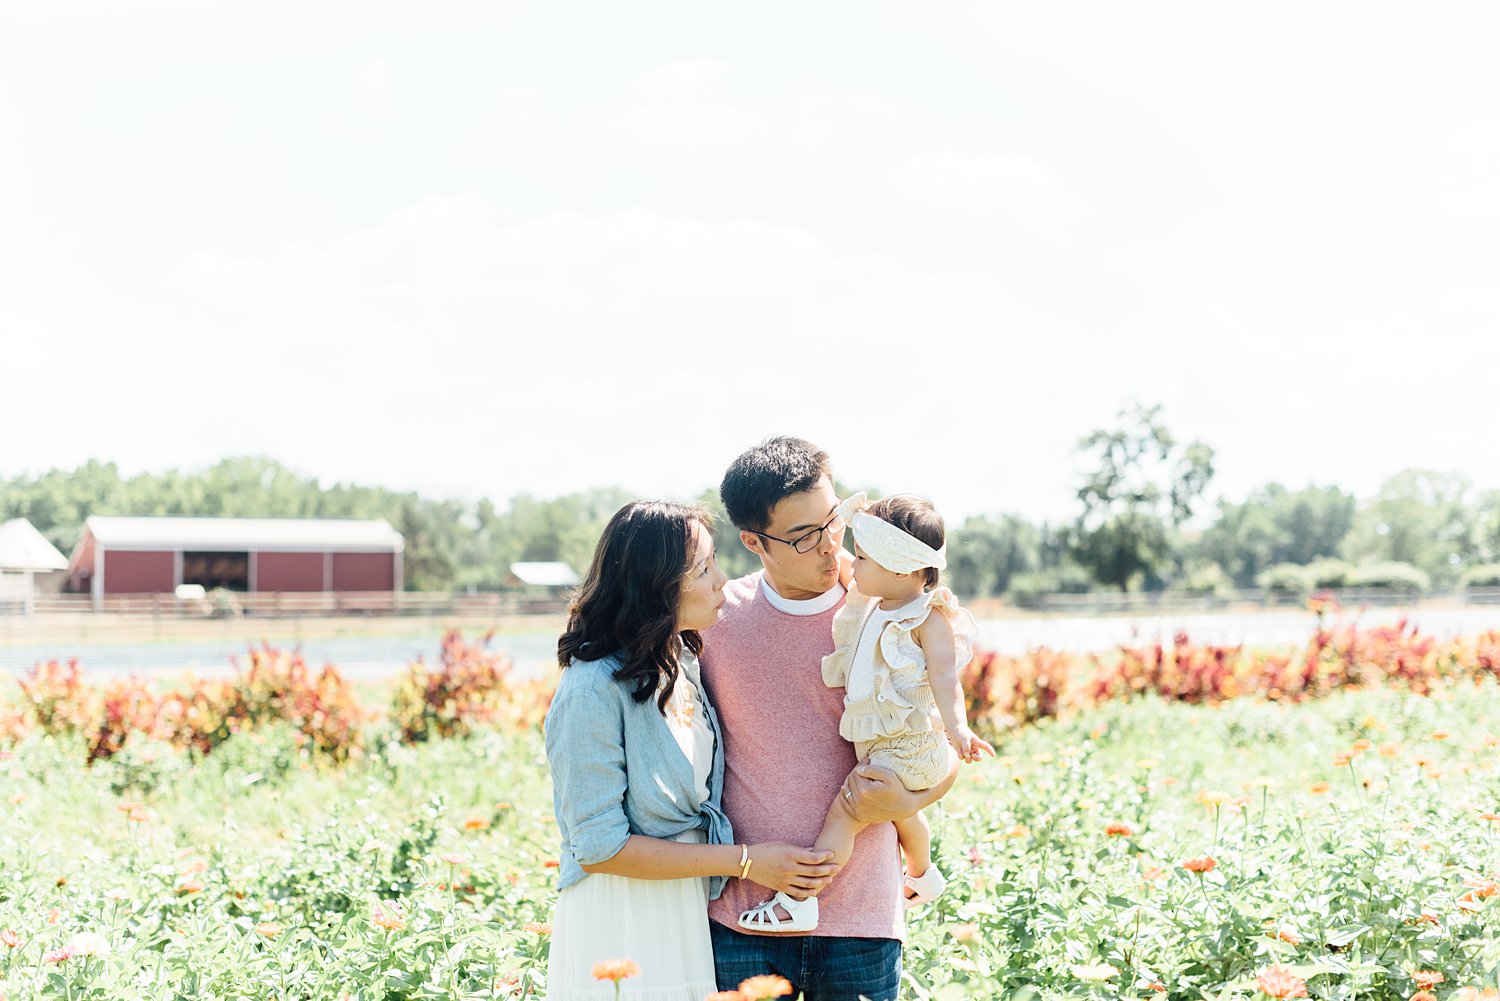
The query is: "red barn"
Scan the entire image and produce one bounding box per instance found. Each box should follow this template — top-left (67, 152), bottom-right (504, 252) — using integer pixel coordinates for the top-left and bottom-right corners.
top-left (66, 517), bottom-right (404, 608)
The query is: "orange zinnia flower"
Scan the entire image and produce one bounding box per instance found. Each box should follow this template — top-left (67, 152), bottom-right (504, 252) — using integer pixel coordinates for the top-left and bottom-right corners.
top-left (1105, 823), bottom-right (1133, 837)
top-left (253, 923), bottom-right (280, 939)
top-left (737, 975), bottom-right (794, 999)
top-left (1351, 739), bottom-right (1373, 752)
top-left (371, 903), bottom-right (406, 931)
top-left (522, 921), bottom-right (551, 935)
top-left (1411, 992), bottom-right (1437, 1001)
top-left (1255, 965), bottom-right (1309, 998)
top-left (1333, 751), bottom-right (1354, 767)
top-left (1463, 878), bottom-right (1499, 898)
top-left (591, 959), bottom-right (641, 982)
top-left (1182, 856), bottom-right (1216, 873)
top-left (1453, 990), bottom-right (1500, 1001)
top-left (176, 880), bottom-right (204, 896)
top-left (706, 993), bottom-right (749, 1001)
top-left (0, 929), bottom-right (19, 949)
top-left (542, 859), bottom-right (561, 869)
top-left (1266, 925), bottom-right (1301, 945)
top-left (950, 922), bottom-right (980, 944)
top-left (463, 817), bottom-right (489, 831)
top-left (1413, 972), bottom-right (1446, 990)
top-left (1309, 782), bottom-right (1330, 794)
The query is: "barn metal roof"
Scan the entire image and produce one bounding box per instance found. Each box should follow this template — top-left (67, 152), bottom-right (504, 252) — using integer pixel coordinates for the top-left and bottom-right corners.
top-left (82, 516), bottom-right (404, 552)
top-left (509, 561), bottom-right (580, 587)
top-left (0, 519), bottom-right (69, 571)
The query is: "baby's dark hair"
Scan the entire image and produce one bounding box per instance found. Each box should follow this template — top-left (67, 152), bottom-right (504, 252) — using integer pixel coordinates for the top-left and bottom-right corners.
top-left (866, 494), bottom-right (945, 590)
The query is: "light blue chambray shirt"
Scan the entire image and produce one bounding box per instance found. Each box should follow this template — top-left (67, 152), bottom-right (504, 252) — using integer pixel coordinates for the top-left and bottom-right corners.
top-left (543, 651), bottom-right (733, 897)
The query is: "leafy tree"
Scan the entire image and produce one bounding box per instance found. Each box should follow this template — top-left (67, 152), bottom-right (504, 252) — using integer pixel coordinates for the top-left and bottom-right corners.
top-left (1341, 470), bottom-right (1484, 588)
top-left (1071, 404), bottom-right (1215, 591)
top-left (947, 513), bottom-right (1040, 598)
top-left (1197, 483), bottom-right (1356, 588)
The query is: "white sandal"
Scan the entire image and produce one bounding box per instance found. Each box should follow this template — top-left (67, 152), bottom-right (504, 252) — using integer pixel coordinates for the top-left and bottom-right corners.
top-left (902, 865), bottom-right (947, 909)
top-left (738, 892), bottom-right (819, 932)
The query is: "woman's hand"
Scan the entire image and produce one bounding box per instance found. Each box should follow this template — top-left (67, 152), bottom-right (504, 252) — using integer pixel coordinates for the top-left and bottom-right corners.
top-left (746, 843), bottom-right (840, 896)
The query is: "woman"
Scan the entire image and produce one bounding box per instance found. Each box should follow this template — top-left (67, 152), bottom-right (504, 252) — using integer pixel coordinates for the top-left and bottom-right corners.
top-left (545, 500), bottom-right (838, 1000)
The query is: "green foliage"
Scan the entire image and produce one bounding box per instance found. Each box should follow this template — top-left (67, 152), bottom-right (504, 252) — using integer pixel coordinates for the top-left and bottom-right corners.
top-left (1167, 560), bottom-right (1230, 596)
top-left (947, 514), bottom-right (1045, 598)
top-left (1341, 470), bottom-right (1488, 589)
top-left (1072, 404), bottom-right (1216, 592)
top-left (1305, 557), bottom-right (1356, 589)
top-left (2, 681), bottom-right (1498, 1000)
top-left (4, 452), bottom-right (1497, 601)
top-left (1198, 484), bottom-right (1356, 588)
top-left (1347, 561), bottom-right (1431, 592)
top-left (1006, 564), bottom-right (1094, 608)
top-left (1259, 563), bottom-right (1313, 595)
top-left (1461, 563), bottom-right (1500, 588)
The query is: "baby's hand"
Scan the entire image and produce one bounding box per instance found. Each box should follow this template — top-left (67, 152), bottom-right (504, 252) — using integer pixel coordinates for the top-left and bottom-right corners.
top-left (952, 727), bottom-right (996, 764)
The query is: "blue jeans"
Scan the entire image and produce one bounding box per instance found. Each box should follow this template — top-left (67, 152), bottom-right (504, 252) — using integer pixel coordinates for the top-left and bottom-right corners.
top-left (710, 920), bottom-right (902, 1001)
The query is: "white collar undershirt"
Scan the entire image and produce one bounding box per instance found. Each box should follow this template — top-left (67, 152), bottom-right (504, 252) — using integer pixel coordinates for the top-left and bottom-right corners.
top-left (758, 573), bottom-right (845, 616)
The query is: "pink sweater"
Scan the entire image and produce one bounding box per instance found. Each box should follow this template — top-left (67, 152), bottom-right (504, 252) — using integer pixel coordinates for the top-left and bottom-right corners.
top-left (700, 572), bottom-right (905, 941)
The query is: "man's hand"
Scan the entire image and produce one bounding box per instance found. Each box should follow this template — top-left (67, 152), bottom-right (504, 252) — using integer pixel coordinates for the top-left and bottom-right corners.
top-left (841, 764), bottom-right (920, 825)
top-left (841, 749), bottom-right (960, 824)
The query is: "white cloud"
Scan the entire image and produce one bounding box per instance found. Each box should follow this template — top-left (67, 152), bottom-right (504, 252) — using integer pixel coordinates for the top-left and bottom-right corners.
top-left (875, 273), bottom-right (1009, 340)
top-left (634, 59), bottom-right (729, 98)
top-left (356, 57), bottom-right (391, 99)
top-left (173, 196), bottom-right (841, 311)
top-left (611, 100), bottom-right (760, 145)
top-left (497, 85), bottom-right (543, 107)
top-left (890, 151), bottom-right (1060, 205)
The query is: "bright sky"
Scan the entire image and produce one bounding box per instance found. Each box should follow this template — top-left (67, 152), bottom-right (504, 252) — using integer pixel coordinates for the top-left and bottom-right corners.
top-left (3, 2), bottom-right (1498, 522)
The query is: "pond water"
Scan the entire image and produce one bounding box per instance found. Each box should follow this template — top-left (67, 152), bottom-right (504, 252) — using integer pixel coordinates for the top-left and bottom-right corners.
top-left (4, 605), bottom-right (1499, 681)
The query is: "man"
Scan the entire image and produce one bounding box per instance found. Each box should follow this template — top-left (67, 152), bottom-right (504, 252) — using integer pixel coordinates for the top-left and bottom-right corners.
top-left (699, 436), bottom-right (958, 1001)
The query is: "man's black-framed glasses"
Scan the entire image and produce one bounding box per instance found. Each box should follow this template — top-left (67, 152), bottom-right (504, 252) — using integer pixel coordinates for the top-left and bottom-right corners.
top-left (751, 511), bottom-right (846, 555)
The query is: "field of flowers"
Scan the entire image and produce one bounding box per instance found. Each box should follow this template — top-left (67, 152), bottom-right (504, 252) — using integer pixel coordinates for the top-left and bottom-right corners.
top-left (1, 618), bottom-right (1498, 1000)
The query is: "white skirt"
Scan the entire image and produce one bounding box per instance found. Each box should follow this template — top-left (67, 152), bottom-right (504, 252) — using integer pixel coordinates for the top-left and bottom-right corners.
top-left (546, 830), bottom-right (717, 1001)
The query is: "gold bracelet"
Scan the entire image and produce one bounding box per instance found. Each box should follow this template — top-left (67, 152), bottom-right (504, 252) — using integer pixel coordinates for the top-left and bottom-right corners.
top-left (738, 845), bottom-right (752, 880)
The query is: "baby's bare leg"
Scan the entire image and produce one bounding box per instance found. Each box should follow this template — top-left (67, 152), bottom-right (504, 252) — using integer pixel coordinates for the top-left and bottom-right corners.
top-left (812, 774), bottom-right (872, 873)
top-left (895, 809), bottom-right (932, 879)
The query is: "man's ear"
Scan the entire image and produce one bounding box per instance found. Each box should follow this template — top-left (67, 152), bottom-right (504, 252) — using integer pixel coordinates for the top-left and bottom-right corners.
top-left (739, 530), bottom-right (763, 556)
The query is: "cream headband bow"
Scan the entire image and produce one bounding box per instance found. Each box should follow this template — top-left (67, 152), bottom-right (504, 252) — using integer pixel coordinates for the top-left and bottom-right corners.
top-left (836, 492), bottom-right (947, 573)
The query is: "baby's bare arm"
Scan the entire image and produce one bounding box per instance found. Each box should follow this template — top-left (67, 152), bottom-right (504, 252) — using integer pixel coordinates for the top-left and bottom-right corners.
top-left (916, 611), bottom-right (995, 762)
top-left (914, 612), bottom-right (966, 736)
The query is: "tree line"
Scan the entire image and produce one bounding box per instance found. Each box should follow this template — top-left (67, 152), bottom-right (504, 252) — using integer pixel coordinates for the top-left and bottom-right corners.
top-left (3, 415), bottom-right (1499, 598)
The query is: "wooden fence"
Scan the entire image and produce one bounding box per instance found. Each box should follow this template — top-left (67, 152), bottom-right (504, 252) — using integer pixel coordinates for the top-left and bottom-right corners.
top-left (1, 591), bottom-right (567, 619)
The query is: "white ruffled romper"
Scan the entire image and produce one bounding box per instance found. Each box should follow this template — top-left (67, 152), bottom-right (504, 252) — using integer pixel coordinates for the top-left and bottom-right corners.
top-left (821, 585), bottom-right (978, 790)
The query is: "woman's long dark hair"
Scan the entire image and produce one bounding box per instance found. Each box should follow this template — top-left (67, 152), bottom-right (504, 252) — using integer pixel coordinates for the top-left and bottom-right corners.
top-left (557, 500), bottom-right (711, 715)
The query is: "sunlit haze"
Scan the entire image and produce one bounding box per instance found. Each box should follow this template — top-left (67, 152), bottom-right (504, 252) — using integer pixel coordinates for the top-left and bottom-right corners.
top-left (3, 3), bottom-right (1498, 520)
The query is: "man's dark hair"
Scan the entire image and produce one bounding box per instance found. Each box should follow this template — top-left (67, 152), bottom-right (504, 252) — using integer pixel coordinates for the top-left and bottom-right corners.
top-left (719, 436), bottom-right (832, 534)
